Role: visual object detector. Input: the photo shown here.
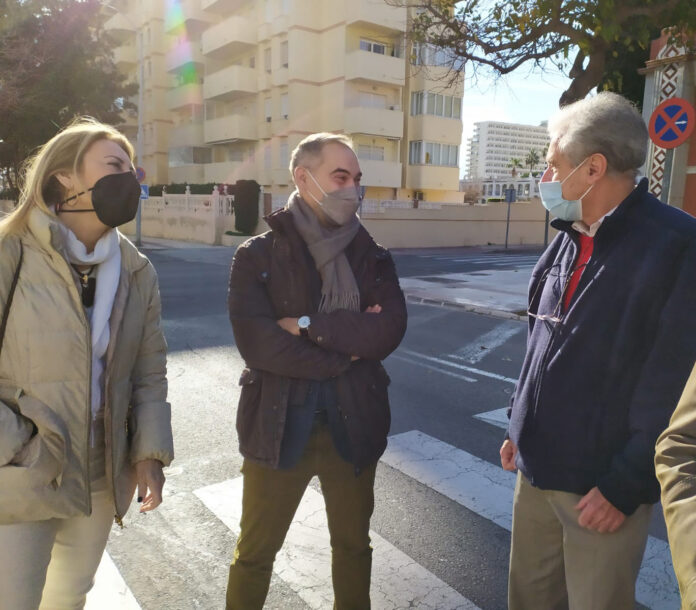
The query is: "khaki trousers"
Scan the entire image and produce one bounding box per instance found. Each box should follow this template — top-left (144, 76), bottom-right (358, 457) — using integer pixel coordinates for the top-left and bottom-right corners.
top-left (508, 472), bottom-right (652, 610)
top-left (226, 424), bottom-right (377, 610)
top-left (0, 477), bottom-right (114, 610)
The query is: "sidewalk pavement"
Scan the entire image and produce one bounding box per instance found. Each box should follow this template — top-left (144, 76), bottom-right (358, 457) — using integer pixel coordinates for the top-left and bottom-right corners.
top-left (127, 234), bottom-right (532, 320)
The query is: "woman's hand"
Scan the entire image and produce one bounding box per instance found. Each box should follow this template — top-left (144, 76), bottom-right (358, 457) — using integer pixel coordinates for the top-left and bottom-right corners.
top-left (134, 458), bottom-right (165, 513)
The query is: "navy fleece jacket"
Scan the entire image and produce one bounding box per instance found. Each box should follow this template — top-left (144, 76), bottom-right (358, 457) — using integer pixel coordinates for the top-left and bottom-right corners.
top-left (508, 179), bottom-right (696, 515)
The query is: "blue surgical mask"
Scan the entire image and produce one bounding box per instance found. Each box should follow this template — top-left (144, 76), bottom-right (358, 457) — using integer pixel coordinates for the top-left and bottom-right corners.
top-left (538, 158), bottom-right (593, 222)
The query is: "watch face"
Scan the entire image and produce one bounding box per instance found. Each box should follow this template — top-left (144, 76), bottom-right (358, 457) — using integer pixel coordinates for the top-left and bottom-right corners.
top-left (298, 316), bottom-right (310, 329)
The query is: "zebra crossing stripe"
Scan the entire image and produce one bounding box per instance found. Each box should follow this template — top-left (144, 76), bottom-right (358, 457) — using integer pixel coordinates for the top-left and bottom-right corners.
top-left (473, 407), bottom-right (509, 429)
top-left (194, 477), bottom-right (482, 610)
top-left (382, 431), bottom-right (679, 610)
top-left (86, 552), bottom-right (141, 610)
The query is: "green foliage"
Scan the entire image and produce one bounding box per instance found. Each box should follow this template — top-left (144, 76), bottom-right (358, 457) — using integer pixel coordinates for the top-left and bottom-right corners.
top-left (0, 0), bottom-right (137, 197)
top-left (525, 149), bottom-right (541, 170)
top-left (399, 0), bottom-right (696, 106)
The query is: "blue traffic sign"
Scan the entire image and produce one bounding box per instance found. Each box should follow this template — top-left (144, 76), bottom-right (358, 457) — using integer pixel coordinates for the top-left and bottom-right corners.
top-left (140, 184), bottom-right (149, 199)
top-left (649, 97), bottom-right (695, 149)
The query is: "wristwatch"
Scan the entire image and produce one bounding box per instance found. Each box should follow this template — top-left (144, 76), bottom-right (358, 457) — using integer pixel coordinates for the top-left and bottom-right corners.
top-left (298, 315), bottom-right (311, 337)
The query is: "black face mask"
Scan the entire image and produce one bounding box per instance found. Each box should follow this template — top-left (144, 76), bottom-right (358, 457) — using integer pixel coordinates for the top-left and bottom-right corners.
top-left (56, 172), bottom-right (141, 228)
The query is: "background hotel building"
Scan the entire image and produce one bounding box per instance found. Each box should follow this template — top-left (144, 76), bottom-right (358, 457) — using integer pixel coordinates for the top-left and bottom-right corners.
top-left (465, 121), bottom-right (549, 180)
top-left (105, 0), bottom-right (464, 201)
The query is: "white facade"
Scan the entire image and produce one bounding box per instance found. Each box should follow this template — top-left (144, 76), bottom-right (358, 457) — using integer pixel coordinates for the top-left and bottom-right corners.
top-left (465, 121), bottom-right (550, 179)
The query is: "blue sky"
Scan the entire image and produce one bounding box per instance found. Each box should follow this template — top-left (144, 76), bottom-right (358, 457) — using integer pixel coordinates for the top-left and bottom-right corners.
top-left (459, 64), bottom-right (573, 176)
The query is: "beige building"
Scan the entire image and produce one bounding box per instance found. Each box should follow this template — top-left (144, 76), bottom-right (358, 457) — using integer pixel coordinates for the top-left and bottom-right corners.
top-left (106, 0), bottom-right (464, 201)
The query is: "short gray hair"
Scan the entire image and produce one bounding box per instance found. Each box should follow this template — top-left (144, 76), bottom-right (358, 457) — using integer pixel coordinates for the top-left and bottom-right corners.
top-left (289, 132), bottom-right (354, 179)
top-left (548, 92), bottom-right (647, 175)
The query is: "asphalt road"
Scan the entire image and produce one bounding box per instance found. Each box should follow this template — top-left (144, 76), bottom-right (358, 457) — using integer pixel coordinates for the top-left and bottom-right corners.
top-left (98, 244), bottom-right (672, 610)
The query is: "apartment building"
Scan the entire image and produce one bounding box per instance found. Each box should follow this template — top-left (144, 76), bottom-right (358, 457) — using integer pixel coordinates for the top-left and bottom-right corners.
top-left (106, 0), bottom-right (464, 201)
top-left (104, 0), bottom-right (175, 184)
top-left (465, 121), bottom-right (549, 180)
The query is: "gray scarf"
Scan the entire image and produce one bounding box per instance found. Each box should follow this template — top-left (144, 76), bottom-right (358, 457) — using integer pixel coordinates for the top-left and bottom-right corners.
top-left (288, 191), bottom-right (361, 313)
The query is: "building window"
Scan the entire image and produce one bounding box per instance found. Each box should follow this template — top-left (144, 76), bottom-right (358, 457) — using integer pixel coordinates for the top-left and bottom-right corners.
top-left (360, 38), bottom-right (389, 55)
top-left (358, 144), bottom-right (385, 161)
top-left (264, 47), bottom-right (271, 73)
top-left (281, 0), bottom-right (290, 14)
top-left (409, 141), bottom-right (458, 167)
top-left (249, 56), bottom-right (256, 69)
top-left (280, 41), bottom-right (288, 68)
top-left (359, 91), bottom-right (387, 109)
top-left (412, 43), bottom-right (449, 66)
top-left (228, 147), bottom-right (244, 162)
top-left (410, 91), bottom-right (462, 119)
top-left (265, 0), bottom-right (273, 23)
top-left (264, 98), bottom-right (272, 122)
top-left (168, 146), bottom-right (212, 167)
top-left (280, 93), bottom-right (289, 119)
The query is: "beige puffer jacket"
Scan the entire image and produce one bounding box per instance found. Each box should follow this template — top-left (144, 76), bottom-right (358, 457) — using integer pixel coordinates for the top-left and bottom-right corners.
top-left (0, 208), bottom-right (173, 524)
top-left (656, 363), bottom-right (696, 610)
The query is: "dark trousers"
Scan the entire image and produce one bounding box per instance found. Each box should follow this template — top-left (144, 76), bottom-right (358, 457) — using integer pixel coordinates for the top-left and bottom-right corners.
top-left (225, 424), bottom-right (377, 610)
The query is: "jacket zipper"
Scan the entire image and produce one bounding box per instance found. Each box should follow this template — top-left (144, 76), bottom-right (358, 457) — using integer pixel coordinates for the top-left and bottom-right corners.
top-left (62, 254), bottom-right (94, 514)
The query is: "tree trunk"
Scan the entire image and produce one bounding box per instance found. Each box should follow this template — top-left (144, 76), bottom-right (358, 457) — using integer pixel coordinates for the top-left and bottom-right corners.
top-left (559, 45), bottom-right (608, 106)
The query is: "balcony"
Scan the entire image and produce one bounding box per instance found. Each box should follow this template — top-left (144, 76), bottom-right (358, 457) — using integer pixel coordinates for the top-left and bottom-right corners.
top-left (203, 65), bottom-right (257, 101)
top-left (164, 0), bottom-right (213, 34)
top-left (202, 16), bottom-right (256, 59)
top-left (204, 115), bottom-right (257, 143)
top-left (345, 50), bottom-right (405, 87)
top-left (169, 122), bottom-right (205, 148)
top-left (345, 0), bottom-right (406, 33)
top-left (204, 161), bottom-right (247, 183)
top-left (113, 45), bottom-right (137, 68)
top-left (409, 115), bottom-right (463, 146)
top-left (407, 165), bottom-right (460, 191)
top-left (358, 160), bottom-right (402, 188)
top-left (169, 164), bottom-right (205, 183)
top-left (201, 0), bottom-right (251, 13)
top-left (166, 84), bottom-right (204, 110)
top-left (104, 12), bottom-right (135, 41)
top-left (166, 41), bottom-right (204, 73)
top-left (344, 107), bottom-right (403, 139)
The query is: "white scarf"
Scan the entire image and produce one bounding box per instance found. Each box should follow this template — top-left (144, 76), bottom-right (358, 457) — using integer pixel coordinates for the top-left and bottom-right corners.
top-left (59, 226), bottom-right (122, 421)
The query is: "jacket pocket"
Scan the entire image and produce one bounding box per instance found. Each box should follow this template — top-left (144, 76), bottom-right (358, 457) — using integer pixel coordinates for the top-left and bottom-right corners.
top-left (0, 383), bottom-right (69, 488)
top-left (236, 368), bottom-right (263, 448)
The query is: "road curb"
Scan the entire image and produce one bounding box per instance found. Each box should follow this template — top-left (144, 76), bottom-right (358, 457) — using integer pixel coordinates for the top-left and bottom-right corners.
top-left (405, 294), bottom-right (527, 321)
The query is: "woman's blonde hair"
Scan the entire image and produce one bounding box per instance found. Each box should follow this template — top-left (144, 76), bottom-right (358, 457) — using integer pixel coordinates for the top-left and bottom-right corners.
top-left (0, 116), bottom-right (134, 237)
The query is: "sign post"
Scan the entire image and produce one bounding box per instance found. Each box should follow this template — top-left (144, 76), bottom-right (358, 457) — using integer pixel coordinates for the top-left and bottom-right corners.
top-left (504, 188), bottom-right (516, 250)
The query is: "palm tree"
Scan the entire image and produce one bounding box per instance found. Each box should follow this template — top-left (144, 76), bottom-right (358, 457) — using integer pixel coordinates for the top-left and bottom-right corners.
top-left (508, 157), bottom-right (523, 178)
top-left (525, 149), bottom-right (541, 175)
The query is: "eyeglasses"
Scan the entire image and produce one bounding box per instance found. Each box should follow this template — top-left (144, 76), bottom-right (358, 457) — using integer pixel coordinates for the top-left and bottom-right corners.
top-left (527, 262), bottom-right (588, 324)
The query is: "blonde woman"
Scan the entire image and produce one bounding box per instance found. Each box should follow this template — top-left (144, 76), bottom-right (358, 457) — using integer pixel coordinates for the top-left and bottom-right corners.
top-left (0, 117), bottom-right (173, 610)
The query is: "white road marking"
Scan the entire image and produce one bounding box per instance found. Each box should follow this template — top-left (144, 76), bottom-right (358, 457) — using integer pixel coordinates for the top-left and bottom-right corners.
top-left (473, 407), bottom-right (509, 430)
top-left (401, 349), bottom-right (518, 384)
top-left (195, 477), bottom-right (481, 610)
top-left (383, 431), bottom-right (680, 610)
top-left (392, 353), bottom-right (478, 383)
top-left (86, 552), bottom-right (141, 610)
top-left (452, 321), bottom-right (524, 364)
